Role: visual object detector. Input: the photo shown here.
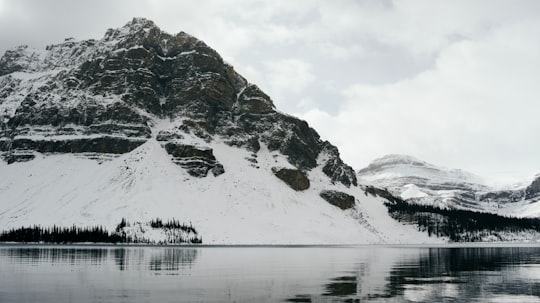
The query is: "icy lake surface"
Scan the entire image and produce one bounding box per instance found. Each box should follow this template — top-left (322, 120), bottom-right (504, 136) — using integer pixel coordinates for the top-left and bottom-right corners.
top-left (1, 245), bottom-right (540, 302)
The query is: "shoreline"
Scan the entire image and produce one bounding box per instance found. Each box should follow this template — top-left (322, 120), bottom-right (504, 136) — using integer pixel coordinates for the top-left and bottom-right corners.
top-left (1, 242), bottom-right (540, 248)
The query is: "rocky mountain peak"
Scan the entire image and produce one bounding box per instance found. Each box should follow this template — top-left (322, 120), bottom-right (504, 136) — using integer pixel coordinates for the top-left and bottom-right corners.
top-left (125, 17), bottom-right (158, 30)
top-left (0, 18), bottom-right (357, 188)
top-left (103, 17), bottom-right (203, 56)
top-left (105, 17), bottom-right (161, 39)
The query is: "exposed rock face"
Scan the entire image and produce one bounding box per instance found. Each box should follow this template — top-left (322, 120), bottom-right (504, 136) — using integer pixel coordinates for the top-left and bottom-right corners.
top-left (526, 176), bottom-right (540, 200)
top-left (322, 143), bottom-right (357, 187)
top-left (0, 17), bottom-right (356, 186)
top-left (1, 136), bottom-right (145, 154)
top-left (0, 45), bottom-right (43, 76)
top-left (164, 143), bottom-right (224, 177)
top-left (273, 168), bottom-right (310, 191)
top-left (155, 130), bottom-right (184, 141)
top-left (478, 190), bottom-right (525, 204)
top-left (320, 190), bottom-right (356, 210)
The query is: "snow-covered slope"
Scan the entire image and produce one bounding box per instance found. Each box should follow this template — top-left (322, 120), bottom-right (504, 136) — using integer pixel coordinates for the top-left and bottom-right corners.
top-left (0, 18), bottom-right (440, 244)
top-left (358, 154), bottom-right (540, 217)
top-left (0, 131), bottom-right (436, 244)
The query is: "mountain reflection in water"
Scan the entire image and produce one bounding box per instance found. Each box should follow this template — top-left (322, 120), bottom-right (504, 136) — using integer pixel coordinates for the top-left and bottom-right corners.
top-left (1, 245), bottom-right (539, 303)
top-left (287, 247), bottom-right (540, 302)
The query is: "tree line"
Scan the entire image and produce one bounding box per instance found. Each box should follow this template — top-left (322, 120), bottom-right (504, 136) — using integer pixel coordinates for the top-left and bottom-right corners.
top-left (0, 218), bottom-right (202, 244)
top-left (388, 200), bottom-right (540, 241)
top-left (148, 218), bottom-right (197, 234)
top-left (0, 225), bottom-right (127, 243)
top-left (365, 185), bottom-right (540, 242)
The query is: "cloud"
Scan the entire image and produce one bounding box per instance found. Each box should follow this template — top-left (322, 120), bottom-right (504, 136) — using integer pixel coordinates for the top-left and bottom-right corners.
top-left (317, 0), bottom-right (540, 55)
top-left (318, 42), bottom-right (365, 60)
top-left (261, 59), bottom-right (315, 106)
top-left (299, 17), bottom-right (540, 182)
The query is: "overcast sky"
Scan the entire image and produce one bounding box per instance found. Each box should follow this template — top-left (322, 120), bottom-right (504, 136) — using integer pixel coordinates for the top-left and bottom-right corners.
top-left (1, 0), bottom-right (540, 184)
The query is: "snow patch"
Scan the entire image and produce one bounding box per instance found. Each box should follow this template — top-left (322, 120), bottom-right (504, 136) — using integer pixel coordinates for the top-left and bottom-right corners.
top-left (401, 184), bottom-right (428, 200)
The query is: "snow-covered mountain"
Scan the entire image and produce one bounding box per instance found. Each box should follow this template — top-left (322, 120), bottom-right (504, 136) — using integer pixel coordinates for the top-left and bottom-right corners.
top-left (357, 154), bottom-right (487, 192)
top-left (358, 154), bottom-right (540, 218)
top-left (0, 18), bottom-right (439, 244)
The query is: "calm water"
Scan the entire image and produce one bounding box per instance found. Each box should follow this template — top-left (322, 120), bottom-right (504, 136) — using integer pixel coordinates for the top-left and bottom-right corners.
top-left (1, 245), bottom-right (540, 302)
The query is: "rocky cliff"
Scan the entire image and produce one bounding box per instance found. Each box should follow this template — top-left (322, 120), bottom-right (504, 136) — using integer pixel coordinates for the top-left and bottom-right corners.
top-left (0, 18), bottom-right (356, 187)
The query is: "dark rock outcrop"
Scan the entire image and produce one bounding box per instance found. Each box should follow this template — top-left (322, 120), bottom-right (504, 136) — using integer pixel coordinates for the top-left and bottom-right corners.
top-left (4, 152), bottom-right (35, 164)
top-left (273, 168), bottom-right (310, 191)
top-left (479, 190), bottom-right (525, 204)
top-left (526, 176), bottom-right (540, 200)
top-left (164, 142), bottom-right (224, 177)
top-left (1, 137), bottom-right (145, 155)
top-left (156, 131), bottom-right (184, 141)
top-left (320, 190), bottom-right (356, 210)
top-left (322, 143), bottom-right (357, 187)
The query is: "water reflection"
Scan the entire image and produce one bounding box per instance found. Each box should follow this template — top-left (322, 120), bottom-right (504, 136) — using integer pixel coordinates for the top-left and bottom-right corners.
top-left (0, 245), bottom-right (539, 302)
top-left (148, 248), bottom-right (198, 271)
top-left (0, 246), bottom-right (109, 265)
top-left (114, 247), bottom-right (128, 271)
top-left (324, 275), bottom-right (358, 297)
top-left (0, 246), bottom-right (199, 271)
top-left (286, 247), bottom-right (540, 302)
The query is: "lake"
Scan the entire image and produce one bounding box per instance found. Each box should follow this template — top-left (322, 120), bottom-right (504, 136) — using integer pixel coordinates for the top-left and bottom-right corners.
top-left (1, 245), bottom-right (539, 302)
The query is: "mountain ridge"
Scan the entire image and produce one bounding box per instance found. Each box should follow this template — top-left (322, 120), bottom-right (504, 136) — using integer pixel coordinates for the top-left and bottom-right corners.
top-left (0, 17), bottom-right (357, 186)
top-left (0, 18), bottom-right (429, 244)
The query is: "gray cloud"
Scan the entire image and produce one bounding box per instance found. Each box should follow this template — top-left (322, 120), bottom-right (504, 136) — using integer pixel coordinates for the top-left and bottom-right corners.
top-left (1, 0), bottom-right (539, 183)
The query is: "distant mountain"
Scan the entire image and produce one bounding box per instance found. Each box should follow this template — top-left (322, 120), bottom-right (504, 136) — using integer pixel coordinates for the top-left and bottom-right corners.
top-left (357, 154), bottom-right (487, 192)
top-left (358, 154), bottom-right (540, 217)
top-left (0, 18), bottom-right (436, 244)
